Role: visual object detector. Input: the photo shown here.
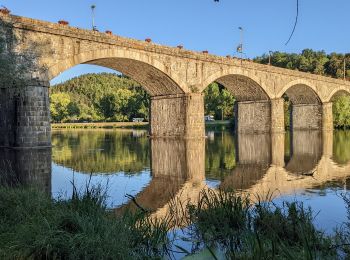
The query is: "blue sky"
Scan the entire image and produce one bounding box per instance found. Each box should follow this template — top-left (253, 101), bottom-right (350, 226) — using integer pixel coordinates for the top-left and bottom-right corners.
top-left (2, 0), bottom-right (349, 84)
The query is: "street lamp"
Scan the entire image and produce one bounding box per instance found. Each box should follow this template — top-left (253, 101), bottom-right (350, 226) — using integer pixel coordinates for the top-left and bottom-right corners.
top-left (237, 27), bottom-right (243, 60)
top-left (91, 4), bottom-right (97, 31)
top-left (268, 51), bottom-right (273, 65)
top-left (344, 57), bottom-right (346, 80)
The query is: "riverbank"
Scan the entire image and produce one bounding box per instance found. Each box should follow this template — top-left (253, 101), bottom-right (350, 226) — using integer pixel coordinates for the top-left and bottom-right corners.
top-left (1, 185), bottom-right (349, 259)
top-left (51, 121), bottom-right (234, 130)
top-left (51, 122), bottom-right (149, 129)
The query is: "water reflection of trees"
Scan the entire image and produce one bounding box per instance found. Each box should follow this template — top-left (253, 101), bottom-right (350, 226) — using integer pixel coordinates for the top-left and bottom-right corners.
top-left (52, 130), bottom-right (150, 174)
top-left (205, 131), bottom-right (236, 180)
top-left (333, 131), bottom-right (350, 165)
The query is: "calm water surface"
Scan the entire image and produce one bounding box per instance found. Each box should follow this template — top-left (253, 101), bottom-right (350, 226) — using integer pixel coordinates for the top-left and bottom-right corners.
top-left (49, 128), bottom-right (350, 232)
top-left (2, 129), bottom-right (350, 233)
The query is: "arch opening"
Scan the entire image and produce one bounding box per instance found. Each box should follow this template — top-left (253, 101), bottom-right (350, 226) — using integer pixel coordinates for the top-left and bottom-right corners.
top-left (50, 65), bottom-right (150, 123)
top-left (214, 74), bottom-right (270, 102)
top-left (283, 84), bottom-right (321, 105)
top-left (203, 74), bottom-right (271, 134)
top-left (50, 57), bottom-right (186, 96)
top-left (282, 84), bottom-right (322, 131)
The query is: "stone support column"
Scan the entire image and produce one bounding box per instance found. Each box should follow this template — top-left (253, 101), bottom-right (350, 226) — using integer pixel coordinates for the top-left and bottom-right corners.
top-left (0, 82), bottom-right (51, 148)
top-left (235, 100), bottom-right (271, 134)
top-left (271, 98), bottom-right (285, 133)
top-left (150, 93), bottom-right (204, 138)
top-left (291, 104), bottom-right (322, 130)
top-left (322, 102), bottom-right (333, 131)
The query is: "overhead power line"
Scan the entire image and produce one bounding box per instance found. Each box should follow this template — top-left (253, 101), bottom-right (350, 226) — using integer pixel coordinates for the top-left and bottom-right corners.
top-left (285, 0), bottom-right (299, 45)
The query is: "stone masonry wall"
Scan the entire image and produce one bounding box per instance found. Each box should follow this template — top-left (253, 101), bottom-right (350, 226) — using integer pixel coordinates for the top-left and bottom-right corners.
top-left (15, 85), bottom-right (51, 147)
top-left (235, 101), bottom-right (271, 134)
top-left (291, 104), bottom-right (322, 130)
top-left (0, 87), bottom-right (16, 147)
top-left (150, 94), bottom-right (204, 138)
top-left (322, 102), bottom-right (333, 131)
top-left (0, 85), bottom-right (51, 148)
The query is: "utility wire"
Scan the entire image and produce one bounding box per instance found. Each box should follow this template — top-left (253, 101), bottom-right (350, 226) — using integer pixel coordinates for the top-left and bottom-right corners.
top-left (285, 0), bottom-right (299, 45)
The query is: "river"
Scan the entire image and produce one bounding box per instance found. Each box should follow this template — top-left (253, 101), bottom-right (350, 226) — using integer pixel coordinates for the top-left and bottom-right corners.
top-left (1, 128), bottom-right (350, 233)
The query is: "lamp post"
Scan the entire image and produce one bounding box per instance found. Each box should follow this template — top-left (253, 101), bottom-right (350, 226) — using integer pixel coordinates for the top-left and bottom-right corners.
top-left (91, 4), bottom-right (96, 31)
top-left (344, 57), bottom-right (346, 80)
top-left (237, 27), bottom-right (243, 60)
top-left (268, 51), bottom-right (273, 65)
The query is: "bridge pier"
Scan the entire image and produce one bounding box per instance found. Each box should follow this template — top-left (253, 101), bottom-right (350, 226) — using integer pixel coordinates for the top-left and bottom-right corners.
top-left (290, 104), bottom-right (322, 130)
top-left (150, 93), bottom-right (204, 138)
top-left (0, 83), bottom-right (51, 148)
top-left (235, 100), bottom-right (271, 133)
top-left (271, 98), bottom-right (285, 133)
top-left (322, 102), bottom-right (333, 131)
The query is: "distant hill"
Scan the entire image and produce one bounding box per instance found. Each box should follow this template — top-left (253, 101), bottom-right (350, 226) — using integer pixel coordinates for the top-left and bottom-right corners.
top-left (50, 73), bottom-right (149, 122)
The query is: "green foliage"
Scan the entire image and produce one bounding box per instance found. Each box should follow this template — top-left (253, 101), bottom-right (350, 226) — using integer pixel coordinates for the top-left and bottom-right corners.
top-left (255, 49), bottom-right (350, 79)
top-left (204, 82), bottom-right (235, 120)
top-left (333, 95), bottom-right (350, 128)
top-left (52, 130), bottom-right (150, 174)
top-left (0, 185), bottom-right (171, 259)
top-left (50, 93), bottom-right (71, 122)
top-left (175, 189), bottom-right (335, 259)
top-left (333, 130), bottom-right (350, 165)
top-left (205, 131), bottom-right (236, 180)
top-left (50, 73), bottom-right (150, 122)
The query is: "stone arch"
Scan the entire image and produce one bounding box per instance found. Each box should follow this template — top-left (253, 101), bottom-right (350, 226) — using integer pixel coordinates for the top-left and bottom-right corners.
top-left (327, 87), bottom-right (350, 102)
top-left (202, 69), bottom-right (272, 133)
top-left (279, 79), bottom-right (322, 105)
top-left (277, 79), bottom-right (324, 104)
top-left (279, 80), bottom-right (323, 130)
top-left (201, 68), bottom-right (272, 101)
top-left (46, 48), bottom-right (189, 96)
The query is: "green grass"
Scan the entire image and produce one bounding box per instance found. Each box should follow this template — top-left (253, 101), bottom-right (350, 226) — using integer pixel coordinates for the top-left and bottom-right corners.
top-left (0, 185), bottom-right (171, 259)
top-left (1, 185), bottom-right (349, 259)
top-left (172, 189), bottom-right (338, 259)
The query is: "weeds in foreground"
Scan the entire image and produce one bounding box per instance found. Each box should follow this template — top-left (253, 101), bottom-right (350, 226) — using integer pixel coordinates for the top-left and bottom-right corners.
top-left (0, 185), bottom-right (172, 259)
top-left (173, 189), bottom-right (336, 259)
top-left (0, 185), bottom-right (349, 259)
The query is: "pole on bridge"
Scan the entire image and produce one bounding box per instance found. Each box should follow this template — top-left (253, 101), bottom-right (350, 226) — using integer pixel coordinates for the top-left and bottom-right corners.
top-left (91, 4), bottom-right (96, 31)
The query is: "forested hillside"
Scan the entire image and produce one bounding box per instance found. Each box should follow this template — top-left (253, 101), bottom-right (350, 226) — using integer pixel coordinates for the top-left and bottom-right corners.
top-left (50, 49), bottom-right (350, 128)
top-left (50, 73), bottom-right (149, 122)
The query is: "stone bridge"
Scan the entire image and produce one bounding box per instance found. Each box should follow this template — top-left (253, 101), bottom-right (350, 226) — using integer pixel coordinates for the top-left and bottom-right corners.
top-left (1, 14), bottom-right (350, 148)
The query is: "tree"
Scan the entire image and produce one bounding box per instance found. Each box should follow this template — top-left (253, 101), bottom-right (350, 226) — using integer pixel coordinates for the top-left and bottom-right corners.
top-left (333, 95), bottom-right (350, 129)
top-left (50, 93), bottom-right (71, 122)
top-left (99, 93), bottom-right (119, 119)
top-left (204, 82), bottom-right (235, 120)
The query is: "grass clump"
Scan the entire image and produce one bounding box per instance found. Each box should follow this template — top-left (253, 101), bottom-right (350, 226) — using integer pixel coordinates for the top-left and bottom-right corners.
top-left (178, 189), bottom-right (336, 259)
top-left (0, 185), bottom-right (171, 259)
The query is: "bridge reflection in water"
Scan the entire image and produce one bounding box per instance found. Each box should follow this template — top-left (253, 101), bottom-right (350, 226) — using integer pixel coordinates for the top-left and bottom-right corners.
top-left (0, 130), bottom-right (350, 220)
top-left (0, 148), bottom-right (51, 193)
top-left (115, 130), bottom-right (350, 219)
